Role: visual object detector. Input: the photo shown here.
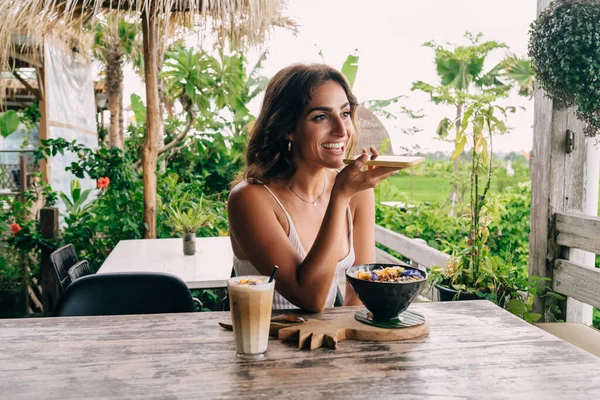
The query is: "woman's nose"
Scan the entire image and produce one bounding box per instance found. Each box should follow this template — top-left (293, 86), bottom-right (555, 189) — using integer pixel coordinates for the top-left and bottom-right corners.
top-left (331, 115), bottom-right (347, 137)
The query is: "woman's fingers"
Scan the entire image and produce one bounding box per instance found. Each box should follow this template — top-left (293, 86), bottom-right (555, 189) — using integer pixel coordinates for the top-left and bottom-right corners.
top-left (350, 151), bottom-right (369, 172)
top-left (369, 146), bottom-right (379, 160)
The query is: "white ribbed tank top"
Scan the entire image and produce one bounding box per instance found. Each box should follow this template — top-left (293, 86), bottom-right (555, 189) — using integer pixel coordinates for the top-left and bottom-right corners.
top-left (233, 185), bottom-right (355, 310)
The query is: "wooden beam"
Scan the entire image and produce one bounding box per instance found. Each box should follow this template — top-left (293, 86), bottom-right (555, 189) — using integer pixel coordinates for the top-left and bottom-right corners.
top-left (10, 69), bottom-right (40, 100)
top-left (141, 6), bottom-right (161, 238)
top-left (553, 259), bottom-right (600, 309)
top-left (374, 225), bottom-right (449, 269)
top-left (529, 0), bottom-right (588, 321)
top-left (556, 211), bottom-right (600, 254)
top-left (9, 52), bottom-right (42, 69)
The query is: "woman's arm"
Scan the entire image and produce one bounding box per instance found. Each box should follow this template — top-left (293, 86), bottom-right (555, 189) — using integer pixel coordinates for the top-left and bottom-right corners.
top-left (344, 188), bottom-right (376, 306)
top-left (228, 154), bottom-right (399, 312)
top-left (228, 182), bottom-right (349, 312)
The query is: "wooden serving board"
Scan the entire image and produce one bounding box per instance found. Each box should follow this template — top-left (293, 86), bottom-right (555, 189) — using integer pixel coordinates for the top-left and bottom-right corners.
top-left (277, 315), bottom-right (429, 350)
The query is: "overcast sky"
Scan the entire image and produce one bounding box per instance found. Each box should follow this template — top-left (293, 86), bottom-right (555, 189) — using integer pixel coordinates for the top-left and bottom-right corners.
top-left (122, 0), bottom-right (537, 154)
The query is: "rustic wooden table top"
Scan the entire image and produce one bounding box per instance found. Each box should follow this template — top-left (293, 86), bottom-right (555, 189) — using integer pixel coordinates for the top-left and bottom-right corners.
top-left (1, 301), bottom-right (599, 399)
top-left (97, 237), bottom-right (233, 289)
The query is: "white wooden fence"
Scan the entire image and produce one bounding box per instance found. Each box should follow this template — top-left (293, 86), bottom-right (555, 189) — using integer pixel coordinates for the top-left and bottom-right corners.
top-left (374, 225), bottom-right (449, 269)
top-left (553, 211), bottom-right (600, 310)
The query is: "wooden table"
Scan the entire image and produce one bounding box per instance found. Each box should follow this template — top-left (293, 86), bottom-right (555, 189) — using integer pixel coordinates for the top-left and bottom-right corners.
top-left (1, 301), bottom-right (600, 399)
top-left (97, 237), bottom-right (233, 289)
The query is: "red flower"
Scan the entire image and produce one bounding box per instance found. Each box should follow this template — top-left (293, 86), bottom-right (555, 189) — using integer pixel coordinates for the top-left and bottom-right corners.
top-left (10, 223), bottom-right (21, 235)
top-left (97, 177), bottom-right (110, 189)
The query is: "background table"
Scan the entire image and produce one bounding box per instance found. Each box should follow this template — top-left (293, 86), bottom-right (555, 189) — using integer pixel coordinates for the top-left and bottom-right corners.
top-left (1, 301), bottom-right (599, 399)
top-left (97, 237), bottom-right (233, 289)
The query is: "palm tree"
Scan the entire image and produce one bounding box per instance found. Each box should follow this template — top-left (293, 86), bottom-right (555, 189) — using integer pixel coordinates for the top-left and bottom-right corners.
top-left (412, 32), bottom-right (529, 209)
top-left (92, 15), bottom-right (142, 149)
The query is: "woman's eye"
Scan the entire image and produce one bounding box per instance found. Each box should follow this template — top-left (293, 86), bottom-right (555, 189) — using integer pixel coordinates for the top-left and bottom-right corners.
top-left (313, 114), bottom-right (327, 121)
top-left (342, 111), bottom-right (351, 118)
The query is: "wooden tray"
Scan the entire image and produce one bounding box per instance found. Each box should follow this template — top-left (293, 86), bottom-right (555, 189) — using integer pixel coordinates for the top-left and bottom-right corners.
top-left (277, 315), bottom-right (429, 350)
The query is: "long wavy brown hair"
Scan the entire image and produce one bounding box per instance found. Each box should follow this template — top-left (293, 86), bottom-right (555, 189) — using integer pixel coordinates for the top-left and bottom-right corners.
top-left (232, 63), bottom-right (359, 187)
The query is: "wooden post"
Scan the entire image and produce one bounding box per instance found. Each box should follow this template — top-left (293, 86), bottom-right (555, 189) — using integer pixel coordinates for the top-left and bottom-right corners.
top-left (37, 66), bottom-right (49, 185)
top-left (141, 4), bottom-right (161, 239)
top-left (530, 0), bottom-right (588, 322)
top-left (39, 207), bottom-right (59, 315)
top-left (17, 153), bottom-right (27, 203)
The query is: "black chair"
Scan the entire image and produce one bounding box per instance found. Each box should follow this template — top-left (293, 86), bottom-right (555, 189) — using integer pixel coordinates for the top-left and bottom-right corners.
top-left (50, 244), bottom-right (79, 294)
top-left (53, 272), bottom-right (197, 317)
top-left (220, 268), bottom-right (237, 311)
top-left (67, 260), bottom-right (93, 282)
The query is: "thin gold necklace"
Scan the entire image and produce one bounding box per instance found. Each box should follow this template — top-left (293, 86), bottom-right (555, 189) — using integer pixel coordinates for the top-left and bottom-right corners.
top-left (288, 172), bottom-right (326, 207)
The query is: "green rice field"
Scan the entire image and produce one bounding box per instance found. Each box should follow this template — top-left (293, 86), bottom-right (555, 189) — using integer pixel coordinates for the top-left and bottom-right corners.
top-left (377, 175), bottom-right (528, 205)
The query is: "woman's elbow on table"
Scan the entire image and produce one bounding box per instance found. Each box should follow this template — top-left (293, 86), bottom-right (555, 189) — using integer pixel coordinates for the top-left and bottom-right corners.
top-left (279, 283), bottom-right (329, 313)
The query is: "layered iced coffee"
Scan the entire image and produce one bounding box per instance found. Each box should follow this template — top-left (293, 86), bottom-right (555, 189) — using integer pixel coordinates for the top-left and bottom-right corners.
top-left (227, 276), bottom-right (275, 359)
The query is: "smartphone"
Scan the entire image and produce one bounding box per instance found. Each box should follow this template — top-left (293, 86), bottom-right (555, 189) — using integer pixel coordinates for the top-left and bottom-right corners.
top-left (343, 155), bottom-right (425, 168)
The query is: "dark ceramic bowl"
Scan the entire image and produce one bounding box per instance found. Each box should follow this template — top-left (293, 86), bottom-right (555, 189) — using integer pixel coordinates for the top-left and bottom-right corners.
top-left (346, 263), bottom-right (427, 321)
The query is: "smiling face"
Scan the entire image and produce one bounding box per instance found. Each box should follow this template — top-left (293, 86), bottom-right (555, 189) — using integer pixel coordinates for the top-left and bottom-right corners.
top-left (292, 80), bottom-right (354, 169)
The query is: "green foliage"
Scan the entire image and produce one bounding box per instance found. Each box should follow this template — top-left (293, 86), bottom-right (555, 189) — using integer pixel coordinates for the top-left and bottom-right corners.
top-left (157, 173), bottom-right (229, 238)
top-left (376, 203), bottom-right (467, 250)
top-left (1, 43), bottom-right (263, 316)
top-left (130, 93), bottom-right (146, 125)
top-left (501, 55), bottom-right (535, 98)
top-left (528, 0), bottom-right (600, 136)
top-left (59, 180), bottom-right (94, 225)
top-left (341, 50), bottom-right (359, 88)
top-left (487, 182), bottom-right (531, 267)
top-left (413, 32), bottom-right (532, 146)
top-left (445, 103), bottom-right (508, 287)
top-left (161, 46), bottom-right (257, 136)
top-left (20, 99), bottom-right (41, 128)
top-left (33, 137), bottom-right (233, 270)
top-left (35, 138), bottom-right (145, 269)
top-left (166, 132), bottom-right (245, 194)
top-left (0, 196), bottom-right (50, 290)
top-left (412, 32), bottom-right (511, 109)
top-left (92, 16), bottom-right (142, 72)
top-left (0, 110), bottom-right (20, 138)
top-left (164, 193), bottom-right (216, 235)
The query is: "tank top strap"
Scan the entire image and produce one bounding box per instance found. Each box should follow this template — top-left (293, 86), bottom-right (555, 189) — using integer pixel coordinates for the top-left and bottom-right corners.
top-left (262, 184), bottom-right (297, 238)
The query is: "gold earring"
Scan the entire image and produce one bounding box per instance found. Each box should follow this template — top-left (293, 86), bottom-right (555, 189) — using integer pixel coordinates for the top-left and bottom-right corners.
top-left (288, 141), bottom-right (291, 152)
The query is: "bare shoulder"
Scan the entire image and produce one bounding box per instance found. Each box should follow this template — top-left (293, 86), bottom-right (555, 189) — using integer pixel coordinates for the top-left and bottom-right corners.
top-left (229, 181), bottom-right (263, 202)
top-left (228, 181), bottom-right (273, 209)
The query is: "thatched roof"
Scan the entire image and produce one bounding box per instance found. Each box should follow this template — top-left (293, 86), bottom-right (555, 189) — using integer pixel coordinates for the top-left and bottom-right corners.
top-left (356, 106), bottom-right (393, 155)
top-left (0, 0), bottom-right (291, 82)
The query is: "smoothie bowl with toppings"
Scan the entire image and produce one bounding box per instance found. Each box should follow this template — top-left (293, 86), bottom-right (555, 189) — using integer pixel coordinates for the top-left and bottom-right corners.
top-left (346, 263), bottom-right (427, 321)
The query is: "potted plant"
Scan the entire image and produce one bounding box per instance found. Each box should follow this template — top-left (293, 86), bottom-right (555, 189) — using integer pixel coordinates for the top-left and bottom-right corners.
top-left (164, 194), bottom-right (215, 256)
top-left (529, 0), bottom-right (600, 137)
top-left (425, 102), bottom-right (559, 322)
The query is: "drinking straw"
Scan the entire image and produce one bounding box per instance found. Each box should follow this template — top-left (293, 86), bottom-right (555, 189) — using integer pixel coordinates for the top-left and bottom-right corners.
top-left (269, 265), bottom-right (279, 283)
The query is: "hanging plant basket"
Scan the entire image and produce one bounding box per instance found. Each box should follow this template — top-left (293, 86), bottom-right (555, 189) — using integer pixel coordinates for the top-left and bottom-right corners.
top-left (528, 0), bottom-right (600, 137)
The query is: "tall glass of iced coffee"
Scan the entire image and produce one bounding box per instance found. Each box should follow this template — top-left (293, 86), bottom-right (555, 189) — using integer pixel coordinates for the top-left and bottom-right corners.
top-left (227, 275), bottom-right (275, 359)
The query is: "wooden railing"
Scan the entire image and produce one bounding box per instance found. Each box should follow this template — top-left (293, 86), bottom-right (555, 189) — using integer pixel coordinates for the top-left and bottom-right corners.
top-left (553, 211), bottom-right (600, 310)
top-left (374, 225), bottom-right (450, 269)
top-left (0, 151), bottom-right (37, 203)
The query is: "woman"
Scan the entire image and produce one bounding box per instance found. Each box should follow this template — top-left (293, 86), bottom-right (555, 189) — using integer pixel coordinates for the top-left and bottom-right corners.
top-left (228, 63), bottom-right (402, 312)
